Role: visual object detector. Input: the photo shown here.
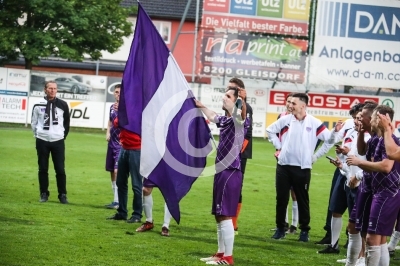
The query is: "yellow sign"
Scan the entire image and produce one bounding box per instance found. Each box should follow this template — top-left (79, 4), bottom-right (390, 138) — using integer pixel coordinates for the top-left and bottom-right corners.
top-left (69, 102), bottom-right (83, 108)
top-left (283, 0), bottom-right (310, 21)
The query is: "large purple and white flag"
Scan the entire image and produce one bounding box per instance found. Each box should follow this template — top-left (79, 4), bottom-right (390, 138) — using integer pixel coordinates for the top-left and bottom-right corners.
top-left (118, 3), bottom-right (212, 224)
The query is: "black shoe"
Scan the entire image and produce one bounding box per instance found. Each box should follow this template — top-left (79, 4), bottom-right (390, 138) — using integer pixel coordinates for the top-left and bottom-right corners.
top-left (315, 234), bottom-right (331, 245)
top-left (58, 194), bottom-right (68, 204)
top-left (40, 192), bottom-right (48, 202)
top-left (127, 216), bottom-right (141, 223)
top-left (298, 231), bottom-right (309, 242)
top-left (318, 245), bottom-right (340, 254)
top-left (343, 239), bottom-right (348, 249)
top-left (107, 213), bottom-right (127, 220)
top-left (271, 228), bottom-right (286, 240)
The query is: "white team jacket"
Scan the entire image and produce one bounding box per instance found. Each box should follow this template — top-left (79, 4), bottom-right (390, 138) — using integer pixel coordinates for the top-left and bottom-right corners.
top-left (266, 113), bottom-right (332, 169)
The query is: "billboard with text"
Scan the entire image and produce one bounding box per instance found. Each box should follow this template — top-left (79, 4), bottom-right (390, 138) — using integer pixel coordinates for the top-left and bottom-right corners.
top-left (202, 0), bottom-right (311, 36)
top-left (200, 31), bottom-right (307, 82)
top-left (0, 68), bottom-right (30, 123)
top-left (29, 70), bottom-right (107, 102)
top-left (310, 0), bottom-right (400, 88)
top-left (0, 95), bottom-right (28, 123)
top-left (28, 70), bottom-right (108, 129)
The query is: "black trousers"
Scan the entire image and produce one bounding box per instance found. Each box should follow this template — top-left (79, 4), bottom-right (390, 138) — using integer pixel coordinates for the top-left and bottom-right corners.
top-left (238, 157), bottom-right (247, 203)
top-left (323, 168), bottom-right (341, 233)
top-left (36, 138), bottom-right (66, 195)
top-left (276, 164), bottom-right (311, 232)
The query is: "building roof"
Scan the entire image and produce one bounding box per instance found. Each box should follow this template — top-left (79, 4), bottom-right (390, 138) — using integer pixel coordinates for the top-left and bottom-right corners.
top-left (121, 0), bottom-right (203, 21)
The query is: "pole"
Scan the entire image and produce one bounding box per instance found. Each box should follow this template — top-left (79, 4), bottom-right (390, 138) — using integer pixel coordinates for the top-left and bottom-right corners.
top-left (191, 0), bottom-right (200, 83)
top-left (171, 0), bottom-right (192, 53)
top-left (305, 0), bottom-right (317, 92)
top-left (95, 60), bottom-right (99, 75)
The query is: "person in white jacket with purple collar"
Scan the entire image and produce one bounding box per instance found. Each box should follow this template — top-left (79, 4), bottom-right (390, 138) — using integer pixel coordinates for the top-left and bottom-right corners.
top-left (266, 93), bottom-right (332, 242)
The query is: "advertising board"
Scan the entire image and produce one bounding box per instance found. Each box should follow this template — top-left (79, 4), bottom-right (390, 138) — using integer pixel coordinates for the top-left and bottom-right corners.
top-left (0, 68), bottom-right (30, 123)
top-left (310, 0), bottom-right (400, 88)
top-left (202, 0), bottom-right (311, 36)
top-left (200, 31), bottom-right (307, 83)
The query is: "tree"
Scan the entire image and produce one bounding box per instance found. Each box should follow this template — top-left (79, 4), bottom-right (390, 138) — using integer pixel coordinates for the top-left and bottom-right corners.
top-left (0, 0), bottom-right (136, 69)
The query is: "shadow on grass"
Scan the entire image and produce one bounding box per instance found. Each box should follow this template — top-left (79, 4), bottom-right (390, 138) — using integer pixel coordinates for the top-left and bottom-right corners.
top-left (45, 200), bottom-right (117, 210)
top-left (172, 225), bottom-right (215, 234)
top-left (67, 202), bottom-right (109, 209)
top-left (170, 225), bottom-right (318, 251)
top-left (233, 232), bottom-right (267, 242)
top-left (172, 233), bottom-right (289, 252)
top-left (0, 215), bottom-right (31, 225)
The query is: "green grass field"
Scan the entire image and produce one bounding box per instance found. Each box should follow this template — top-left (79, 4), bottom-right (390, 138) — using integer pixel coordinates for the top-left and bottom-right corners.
top-left (1, 126), bottom-right (399, 266)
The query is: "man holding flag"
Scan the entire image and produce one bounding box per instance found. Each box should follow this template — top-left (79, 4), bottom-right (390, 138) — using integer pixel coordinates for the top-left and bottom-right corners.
top-left (196, 86), bottom-right (248, 266)
top-left (114, 2), bottom-right (212, 229)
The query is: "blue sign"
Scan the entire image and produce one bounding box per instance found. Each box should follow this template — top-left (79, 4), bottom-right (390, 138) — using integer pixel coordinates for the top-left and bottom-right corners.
top-left (318, 1), bottom-right (400, 42)
top-left (0, 90), bottom-right (28, 96)
top-left (230, 0), bottom-right (257, 16)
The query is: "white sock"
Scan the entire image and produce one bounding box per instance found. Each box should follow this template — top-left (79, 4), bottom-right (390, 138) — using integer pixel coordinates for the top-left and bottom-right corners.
top-left (162, 203), bottom-right (172, 228)
top-left (366, 245), bottom-right (381, 266)
top-left (285, 207), bottom-right (288, 225)
top-left (220, 219), bottom-right (234, 257)
top-left (112, 181), bottom-right (118, 203)
top-left (346, 233), bottom-right (362, 266)
top-left (331, 217), bottom-right (342, 248)
top-left (143, 194), bottom-right (153, 222)
top-left (217, 223), bottom-right (225, 254)
top-left (291, 201), bottom-right (298, 227)
top-left (379, 243), bottom-right (389, 266)
top-left (388, 231), bottom-right (400, 251)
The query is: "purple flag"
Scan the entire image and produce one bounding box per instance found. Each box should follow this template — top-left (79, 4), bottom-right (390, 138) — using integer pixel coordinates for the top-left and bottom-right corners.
top-left (119, 3), bottom-right (212, 224)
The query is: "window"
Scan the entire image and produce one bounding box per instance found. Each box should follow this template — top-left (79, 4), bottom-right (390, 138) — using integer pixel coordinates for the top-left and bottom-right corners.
top-left (153, 21), bottom-right (172, 44)
top-left (130, 18), bottom-right (171, 44)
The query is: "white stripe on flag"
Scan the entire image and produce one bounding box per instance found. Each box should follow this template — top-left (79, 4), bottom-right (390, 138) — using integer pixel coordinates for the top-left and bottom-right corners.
top-left (140, 55), bottom-right (191, 177)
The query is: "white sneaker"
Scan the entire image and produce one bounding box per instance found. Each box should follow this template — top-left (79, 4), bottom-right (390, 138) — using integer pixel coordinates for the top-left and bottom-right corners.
top-left (355, 257), bottom-right (365, 266)
top-left (200, 253), bottom-right (224, 262)
top-left (336, 258), bottom-right (346, 263)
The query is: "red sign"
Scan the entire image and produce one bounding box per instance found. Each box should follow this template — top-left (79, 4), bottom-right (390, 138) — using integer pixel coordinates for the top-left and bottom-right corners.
top-left (269, 91), bottom-right (380, 110)
top-left (203, 0), bottom-right (229, 13)
top-left (202, 14), bottom-right (308, 35)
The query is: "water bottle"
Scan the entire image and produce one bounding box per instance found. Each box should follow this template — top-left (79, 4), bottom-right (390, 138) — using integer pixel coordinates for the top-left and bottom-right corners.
top-left (235, 98), bottom-right (242, 109)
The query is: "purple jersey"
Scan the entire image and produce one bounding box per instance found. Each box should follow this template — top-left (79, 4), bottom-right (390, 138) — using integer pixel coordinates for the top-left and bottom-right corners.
top-left (215, 116), bottom-right (249, 172)
top-left (371, 135), bottom-right (400, 196)
top-left (108, 105), bottom-right (121, 149)
top-left (359, 134), bottom-right (380, 193)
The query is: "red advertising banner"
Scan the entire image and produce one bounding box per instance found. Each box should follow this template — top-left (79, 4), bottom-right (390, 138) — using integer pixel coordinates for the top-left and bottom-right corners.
top-left (269, 90), bottom-right (380, 110)
top-left (202, 0), bottom-right (311, 36)
top-left (199, 30), bottom-right (307, 83)
top-left (202, 14), bottom-right (307, 35)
